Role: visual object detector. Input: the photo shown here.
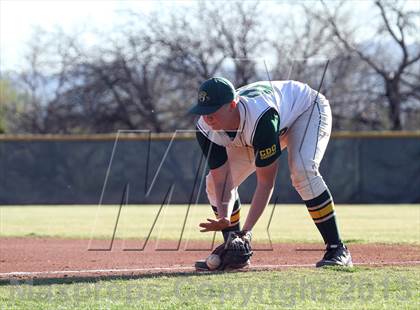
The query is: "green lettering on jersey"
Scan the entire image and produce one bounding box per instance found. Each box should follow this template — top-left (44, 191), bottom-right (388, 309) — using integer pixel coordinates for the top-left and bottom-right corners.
top-left (238, 83), bottom-right (273, 98)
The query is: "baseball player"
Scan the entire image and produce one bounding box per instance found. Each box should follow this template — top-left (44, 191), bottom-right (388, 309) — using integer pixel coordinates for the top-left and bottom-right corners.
top-left (189, 77), bottom-right (352, 270)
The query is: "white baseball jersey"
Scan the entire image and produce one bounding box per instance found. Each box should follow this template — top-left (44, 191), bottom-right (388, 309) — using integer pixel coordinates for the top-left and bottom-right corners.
top-left (197, 80), bottom-right (317, 148)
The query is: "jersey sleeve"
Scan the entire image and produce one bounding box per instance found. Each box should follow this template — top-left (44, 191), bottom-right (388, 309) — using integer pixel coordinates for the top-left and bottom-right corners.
top-left (252, 108), bottom-right (281, 167)
top-left (196, 130), bottom-right (228, 170)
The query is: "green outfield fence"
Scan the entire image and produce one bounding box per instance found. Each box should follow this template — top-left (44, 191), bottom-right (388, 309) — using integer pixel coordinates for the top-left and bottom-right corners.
top-left (0, 131), bottom-right (419, 204)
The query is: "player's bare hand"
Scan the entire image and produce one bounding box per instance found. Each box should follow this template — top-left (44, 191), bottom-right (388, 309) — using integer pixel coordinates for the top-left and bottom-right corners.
top-left (199, 218), bottom-right (230, 232)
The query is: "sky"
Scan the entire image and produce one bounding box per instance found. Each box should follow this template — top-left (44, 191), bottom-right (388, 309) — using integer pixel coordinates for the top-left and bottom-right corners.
top-left (0, 0), bottom-right (190, 71)
top-left (1, 0), bottom-right (419, 72)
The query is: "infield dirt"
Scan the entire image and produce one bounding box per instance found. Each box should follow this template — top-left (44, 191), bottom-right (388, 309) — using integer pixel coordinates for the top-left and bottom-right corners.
top-left (1, 238), bottom-right (419, 283)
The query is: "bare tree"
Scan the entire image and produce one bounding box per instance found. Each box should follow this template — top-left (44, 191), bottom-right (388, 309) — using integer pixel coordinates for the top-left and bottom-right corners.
top-left (269, 5), bottom-right (372, 130)
top-left (142, 2), bottom-right (267, 126)
top-left (143, 7), bottom-right (228, 129)
top-left (316, 0), bottom-right (420, 130)
top-left (10, 26), bottom-right (173, 133)
top-left (206, 1), bottom-right (267, 86)
top-left (5, 0), bottom-right (419, 133)
top-left (5, 27), bottom-right (93, 133)
top-left (270, 5), bottom-right (334, 83)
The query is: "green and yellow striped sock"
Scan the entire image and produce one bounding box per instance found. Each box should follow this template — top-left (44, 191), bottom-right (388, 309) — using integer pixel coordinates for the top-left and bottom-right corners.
top-left (305, 190), bottom-right (341, 245)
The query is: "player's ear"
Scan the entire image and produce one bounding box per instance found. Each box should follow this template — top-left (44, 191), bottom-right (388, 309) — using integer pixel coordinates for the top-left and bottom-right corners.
top-left (229, 100), bottom-right (237, 110)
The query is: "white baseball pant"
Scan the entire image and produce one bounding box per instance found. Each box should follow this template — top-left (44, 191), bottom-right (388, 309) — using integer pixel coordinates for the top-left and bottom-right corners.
top-left (205, 94), bottom-right (332, 205)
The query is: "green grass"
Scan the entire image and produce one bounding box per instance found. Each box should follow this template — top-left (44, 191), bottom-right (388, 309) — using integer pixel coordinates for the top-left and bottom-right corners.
top-left (1, 267), bottom-right (419, 309)
top-left (1, 204), bottom-right (419, 244)
top-left (1, 205), bottom-right (419, 309)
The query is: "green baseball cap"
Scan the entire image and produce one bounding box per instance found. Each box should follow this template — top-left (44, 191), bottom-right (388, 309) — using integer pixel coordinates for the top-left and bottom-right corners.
top-left (188, 77), bottom-right (236, 115)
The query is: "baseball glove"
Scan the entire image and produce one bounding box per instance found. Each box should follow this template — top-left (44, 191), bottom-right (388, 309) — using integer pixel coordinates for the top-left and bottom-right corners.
top-left (212, 230), bottom-right (253, 270)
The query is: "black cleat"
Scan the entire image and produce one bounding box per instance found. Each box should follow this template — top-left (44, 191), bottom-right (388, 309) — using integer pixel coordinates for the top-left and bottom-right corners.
top-left (316, 243), bottom-right (353, 267)
top-left (195, 259), bottom-right (211, 271)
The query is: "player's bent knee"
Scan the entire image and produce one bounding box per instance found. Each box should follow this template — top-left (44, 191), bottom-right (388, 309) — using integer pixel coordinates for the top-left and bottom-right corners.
top-left (291, 171), bottom-right (328, 201)
top-left (289, 164), bottom-right (313, 187)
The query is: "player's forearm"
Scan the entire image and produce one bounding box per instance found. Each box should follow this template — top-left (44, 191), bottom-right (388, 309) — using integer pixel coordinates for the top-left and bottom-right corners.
top-left (210, 161), bottom-right (236, 220)
top-left (243, 182), bottom-right (274, 231)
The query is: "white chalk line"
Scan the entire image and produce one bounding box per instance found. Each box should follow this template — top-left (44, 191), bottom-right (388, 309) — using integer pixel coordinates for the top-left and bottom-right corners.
top-left (1, 261), bottom-right (420, 278)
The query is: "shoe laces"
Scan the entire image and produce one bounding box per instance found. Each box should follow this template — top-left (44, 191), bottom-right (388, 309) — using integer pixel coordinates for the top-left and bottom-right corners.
top-left (323, 243), bottom-right (345, 260)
